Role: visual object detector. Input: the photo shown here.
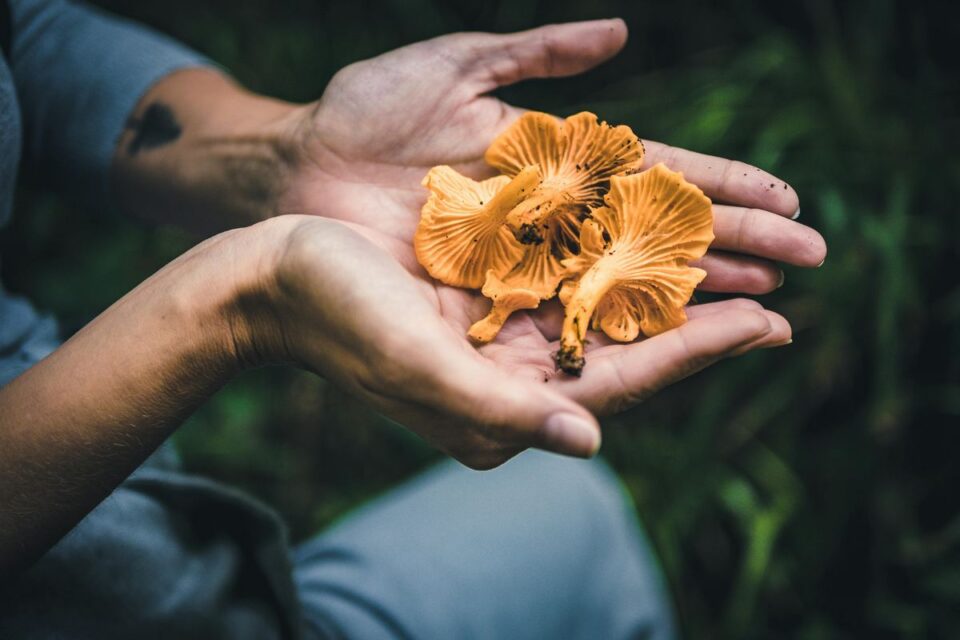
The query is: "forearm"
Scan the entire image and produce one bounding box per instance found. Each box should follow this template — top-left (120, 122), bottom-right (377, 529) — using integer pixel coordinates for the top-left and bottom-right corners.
top-left (112, 68), bottom-right (309, 234)
top-left (0, 226), bottom-right (274, 575)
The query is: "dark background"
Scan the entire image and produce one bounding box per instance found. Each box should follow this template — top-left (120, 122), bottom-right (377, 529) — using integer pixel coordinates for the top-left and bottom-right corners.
top-left (2, 0), bottom-right (959, 637)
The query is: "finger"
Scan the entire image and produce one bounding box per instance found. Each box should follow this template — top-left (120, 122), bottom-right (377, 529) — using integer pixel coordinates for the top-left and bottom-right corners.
top-left (412, 348), bottom-right (602, 461)
top-left (531, 298), bottom-right (763, 349)
top-left (556, 308), bottom-right (791, 414)
top-left (580, 298), bottom-right (773, 351)
top-left (532, 297), bottom-right (766, 343)
top-left (695, 252), bottom-right (783, 294)
top-left (684, 297), bottom-right (765, 319)
top-left (712, 205), bottom-right (827, 267)
top-left (530, 229), bottom-right (808, 339)
top-left (643, 140), bottom-right (799, 217)
top-left (457, 19), bottom-right (628, 92)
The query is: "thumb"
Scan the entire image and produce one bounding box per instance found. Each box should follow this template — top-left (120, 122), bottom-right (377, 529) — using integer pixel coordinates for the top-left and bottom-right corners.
top-left (452, 19), bottom-right (628, 92)
top-left (564, 307), bottom-right (792, 415)
top-left (427, 352), bottom-right (602, 460)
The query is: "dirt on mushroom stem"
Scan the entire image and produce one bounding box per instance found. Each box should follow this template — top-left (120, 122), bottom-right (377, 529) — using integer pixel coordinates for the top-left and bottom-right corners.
top-left (556, 264), bottom-right (619, 375)
top-left (554, 340), bottom-right (587, 377)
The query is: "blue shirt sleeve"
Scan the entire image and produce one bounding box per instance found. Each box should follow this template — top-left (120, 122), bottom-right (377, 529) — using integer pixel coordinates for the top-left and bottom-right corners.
top-left (9, 0), bottom-right (213, 209)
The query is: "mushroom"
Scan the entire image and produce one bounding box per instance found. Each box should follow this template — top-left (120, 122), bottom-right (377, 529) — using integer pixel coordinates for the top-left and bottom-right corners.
top-left (485, 111), bottom-right (645, 246)
top-left (466, 211), bottom-right (580, 343)
top-left (467, 270), bottom-right (542, 343)
top-left (464, 112), bottom-right (644, 342)
top-left (555, 163), bottom-right (715, 376)
top-left (414, 164), bottom-right (542, 289)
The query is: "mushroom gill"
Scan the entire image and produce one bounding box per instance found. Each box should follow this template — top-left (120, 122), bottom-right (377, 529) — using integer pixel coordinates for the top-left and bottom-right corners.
top-left (484, 111), bottom-right (645, 246)
top-left (467, 205), bottom-right (581, 343)
top-left (414, 164), bottom-right (542, 289)
top-left (555, 163), bottom-right (715, 376)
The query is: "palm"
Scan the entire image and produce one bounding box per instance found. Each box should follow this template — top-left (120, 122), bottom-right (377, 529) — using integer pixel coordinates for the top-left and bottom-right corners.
top-left (287, 42), bottom-right (514, 242)
top-left (348, 220), bottom-right (565, 370)
top-left (278, 20), bottom-right (823, 429)
top-left (346, 221), bottom-right (732, 417)
top-left (288, 38), bottom-right (584, 365)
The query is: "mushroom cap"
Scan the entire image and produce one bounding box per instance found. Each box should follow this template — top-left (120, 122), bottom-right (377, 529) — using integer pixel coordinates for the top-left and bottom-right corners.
top-left (556, 163), bottom-right (713, 374)
top-left (415, 165), bottom-right (537, 289)
top-left (485, 111), bottom-right (645, 220)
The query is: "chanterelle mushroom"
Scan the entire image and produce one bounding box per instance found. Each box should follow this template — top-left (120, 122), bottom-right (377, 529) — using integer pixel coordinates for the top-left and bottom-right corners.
top-left (414, 164), bottom-right (542, 289)
top-left (485, 111), bottom-right (645, 246)
top-left (467, 212), bottom-right (580, 344)
top-left (467, 270), bottom-right (541, 343)
top-left (463, 112), bottom-right (645, 342)
top-left (555, 163), bottom-right (715, 376)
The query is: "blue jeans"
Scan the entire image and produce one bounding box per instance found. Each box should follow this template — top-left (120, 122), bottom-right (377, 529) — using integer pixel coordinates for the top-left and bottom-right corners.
top-left (1, 447), bottom-right (676, 639)
top-left (294, 450), bottom-right (676, 639)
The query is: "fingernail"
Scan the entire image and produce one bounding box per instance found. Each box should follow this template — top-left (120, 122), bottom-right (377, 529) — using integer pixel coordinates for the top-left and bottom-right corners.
top-left (777, 271), bottom-right (785, 288)
top-left (759, 337), bottom-right (792, 350)
top-left (791, 207), bottom-right (801, 220)
top-left (543, 413), bottom-right (601, 457)
top-left (816, 257), bottom-right (825, 268)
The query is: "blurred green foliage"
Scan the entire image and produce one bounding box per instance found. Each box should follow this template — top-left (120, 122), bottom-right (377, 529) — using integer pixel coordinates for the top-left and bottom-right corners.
top-left (2, 0), bottom-right (959, 637)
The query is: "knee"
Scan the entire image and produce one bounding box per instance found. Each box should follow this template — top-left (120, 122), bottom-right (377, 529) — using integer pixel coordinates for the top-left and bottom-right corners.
top-left (514, 451), bottom-right (677, 639)
top-left (515, 449), bottom-right (633, 526)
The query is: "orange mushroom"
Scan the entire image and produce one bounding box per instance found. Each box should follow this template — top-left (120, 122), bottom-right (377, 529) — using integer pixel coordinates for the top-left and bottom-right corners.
top-left (414, 164), bottom-right (542, 289)
top-left (467, 270), bottom-right (541, 343)
top-left (555, 163), bottom-right (715, 376)
top-left (466, 213), bottom-right (580, 343)
top-left (485, 111), bottom-right (645, 246)
top-left (463, 112), bottom-right (644, 342)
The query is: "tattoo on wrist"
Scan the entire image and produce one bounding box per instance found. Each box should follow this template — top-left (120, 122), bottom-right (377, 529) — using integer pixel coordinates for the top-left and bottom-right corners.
top-left (125, 103), bottom-right (182, 155)
top-left (203, 135), bottom-right (294, 214)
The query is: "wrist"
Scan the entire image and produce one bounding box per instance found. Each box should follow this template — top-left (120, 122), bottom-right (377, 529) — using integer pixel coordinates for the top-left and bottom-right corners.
top-left (221, 215), bottom-right (385, 377)
top-left (0, 216), bottom-right (298, 574)
top-left (201, 215), bottom-right (313, 370)
top-left (153, 230), bottom-right (262, 378)
top-left (113, 68), bottom-right (309, 233)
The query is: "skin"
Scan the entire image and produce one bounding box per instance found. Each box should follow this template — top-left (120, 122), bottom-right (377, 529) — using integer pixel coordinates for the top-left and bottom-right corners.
top-left (0, 19), bottom-right (826, 574)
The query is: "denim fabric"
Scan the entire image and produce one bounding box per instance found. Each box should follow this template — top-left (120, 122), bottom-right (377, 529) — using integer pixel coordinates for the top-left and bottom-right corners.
top-left (0, 18), bottom-right (19, 227)
top-left (1, 448), bottom-right (677, 640)
top-left (294, 450), bottom-right (677, 640)
top-left (7, 0), bottom-right (208, 211)
top-left (0, 454), bottom-right (302, 639)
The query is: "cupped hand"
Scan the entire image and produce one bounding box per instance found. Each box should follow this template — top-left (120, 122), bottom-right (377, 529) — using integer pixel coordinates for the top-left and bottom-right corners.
top-left (264, 20), bottom-right (827, 467)
top-left (281, 19), bottom-right (828, 292)
top-left (254, 216), bottom-right (791, 469)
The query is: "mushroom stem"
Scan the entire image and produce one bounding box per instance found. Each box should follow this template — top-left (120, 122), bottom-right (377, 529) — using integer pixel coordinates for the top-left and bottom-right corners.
top-left (468, 272), bottom-right (542, 343)
top-left (556, 265), bottom-right (617, 376)
top-left (504, 189), bottom-right (565, 245)
top-left (468, 301), bottom-right (514, 343)
top-left (481, 164), bottom-right (542, 224)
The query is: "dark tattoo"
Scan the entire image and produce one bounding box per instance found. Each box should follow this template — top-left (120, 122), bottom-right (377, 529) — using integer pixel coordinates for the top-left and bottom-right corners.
top-left (125, 103), bottom-right (182, 155)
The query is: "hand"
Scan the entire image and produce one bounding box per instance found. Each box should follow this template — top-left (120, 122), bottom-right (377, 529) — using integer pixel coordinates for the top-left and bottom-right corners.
top-left (256, 20), bottom-right (828, 467)
top-left (247, 215), bottom-right (793, 469)
top-left (280, 19), bottom-right (827, 292)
